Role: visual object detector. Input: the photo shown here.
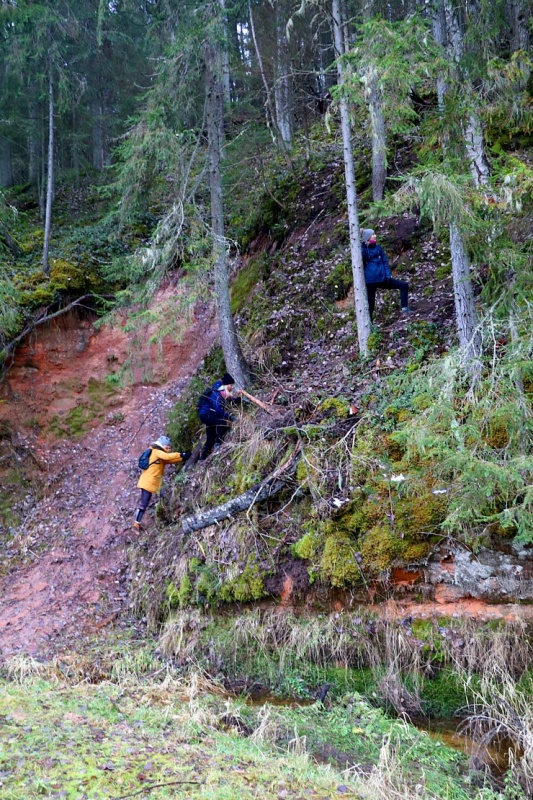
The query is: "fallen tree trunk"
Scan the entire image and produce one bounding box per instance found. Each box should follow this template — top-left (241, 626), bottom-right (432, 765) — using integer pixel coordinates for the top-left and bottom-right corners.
top-left (178, 445), bottom-right (300, 535)
top-left (180, 475), bottom-right (291, 534)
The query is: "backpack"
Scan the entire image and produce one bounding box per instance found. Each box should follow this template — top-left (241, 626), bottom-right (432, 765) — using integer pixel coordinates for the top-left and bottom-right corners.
top-left (196, 386), bottom-right (212, 415)
top-left (138, 448), bottom-right (153, 470)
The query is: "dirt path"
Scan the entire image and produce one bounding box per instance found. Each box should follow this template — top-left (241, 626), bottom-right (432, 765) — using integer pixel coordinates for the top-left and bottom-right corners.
top-left (0, 301), bottom-right (218, 661)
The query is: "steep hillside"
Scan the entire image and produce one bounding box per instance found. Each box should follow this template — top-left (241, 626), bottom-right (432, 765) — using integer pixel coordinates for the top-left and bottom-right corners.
top-left (1, 154), bottom-right (532, 663)
top-left (0, 294), bottom-right (217, 658)
top-left (126, 156), bottom-right (533, 629)
top-left (1, 153), bottom-right (532, 798)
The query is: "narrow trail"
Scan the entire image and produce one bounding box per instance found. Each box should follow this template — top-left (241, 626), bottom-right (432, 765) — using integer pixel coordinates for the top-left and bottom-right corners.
top-left (0, 302), bottom-right (218, 660)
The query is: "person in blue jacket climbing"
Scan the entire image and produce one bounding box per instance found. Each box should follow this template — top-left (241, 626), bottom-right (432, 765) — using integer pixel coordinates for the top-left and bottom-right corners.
top-left (197, 372), bottom-right (240, 461)
top-left (361, 229), bottom-right (410, 321)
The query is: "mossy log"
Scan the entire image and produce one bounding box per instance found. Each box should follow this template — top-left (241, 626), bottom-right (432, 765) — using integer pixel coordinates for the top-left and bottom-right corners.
top-left (179, 446), bottom-right (300, 535)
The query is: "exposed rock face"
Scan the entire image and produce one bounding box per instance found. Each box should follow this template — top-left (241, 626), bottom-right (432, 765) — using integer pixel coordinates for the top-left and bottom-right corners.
top-left (426, 543), bottom-right (533, 604)
top-left (1, 295), bottom-right (214, 429)
top-left (373, 543), bottom-right (533, 622)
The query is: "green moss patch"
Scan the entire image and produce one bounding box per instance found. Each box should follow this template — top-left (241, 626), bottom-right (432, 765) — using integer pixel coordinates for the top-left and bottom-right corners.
top-left (230, 257), bottom-right (263, 314)
top-left (48, 378), bottom-right (119, 438)
top-left (325, 259), bottom-right (352, 301)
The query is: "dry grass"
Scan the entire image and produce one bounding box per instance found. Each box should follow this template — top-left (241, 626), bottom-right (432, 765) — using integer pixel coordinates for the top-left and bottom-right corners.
top-left (231, 608), bottom-right (426, 677)
top-left (249, 703), bottom-right (282, 745)
top-left (353, 732), bottom-right (442, 799)
top-left (442, 617), bottom-right (532, 679)
top-left (4, 654), bottom-right (47, 683)
top-left (159, 608), bottom-right (208, 664)
top-left (460, 670), bottom-right (533, 795)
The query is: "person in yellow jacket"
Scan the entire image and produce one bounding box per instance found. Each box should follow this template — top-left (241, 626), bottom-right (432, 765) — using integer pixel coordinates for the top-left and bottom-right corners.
top-left (134, 435), bottom-right (190, 529)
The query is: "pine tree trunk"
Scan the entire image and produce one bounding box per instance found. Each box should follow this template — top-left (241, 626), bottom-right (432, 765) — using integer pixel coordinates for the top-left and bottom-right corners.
top-left (443, 0), bottom-right (490, 189)
top-left (71, 106), bottom-right (80, 187)
top-left (42, 68), bottom-right (54, 277)
top-left (449, 220), bottom-right (481, 361)
top-left (340, 0), bottom-right (350, 53)
top-left (218, 0), bottom-right (232, 107)
top-left (432, 0), bottom-right (481, 366)
top-left (364, 65), bottom-right (387, 201)
top-left (39, 136), bottom-right (45, 220)
top-left (464, 111), bottom-right (491, 189)
top-left (92, 97), bottom-right (104, 172)
top-left (205, 37), bottom-right (250, 388)
top-left (506, 0), bottom-right (530, 88)
top-left (331, 0), bottom-right (371, 356)
top-left (349, 0), bottom-right (388, 200)
top-left (248, 0), bottom-right (290, 160)
top-left (274, 0), bottom-right (292, 149)
top-left (507, 0), bottom-right (530, 53)
top-left (509, 303), bottom-right (525, 398)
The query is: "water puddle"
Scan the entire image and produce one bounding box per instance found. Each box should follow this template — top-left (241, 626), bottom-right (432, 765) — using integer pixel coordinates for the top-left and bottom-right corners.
top-left (227, 686), bottom-right (514, 777)
top-left (414, 717), bottom-right (512, 775)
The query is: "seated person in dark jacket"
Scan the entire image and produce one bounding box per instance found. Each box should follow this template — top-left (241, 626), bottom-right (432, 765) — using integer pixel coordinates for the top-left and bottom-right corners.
top-left (197, 372), bottom-right (238, 460)
top-left (361, 229), bottom-right (410, 321)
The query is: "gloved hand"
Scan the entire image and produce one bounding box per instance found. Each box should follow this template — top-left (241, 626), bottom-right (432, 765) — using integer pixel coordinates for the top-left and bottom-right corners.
top-left (180, 451), bottom-right (192, 461)
top-left (229, 414), bottom-right (237, 423)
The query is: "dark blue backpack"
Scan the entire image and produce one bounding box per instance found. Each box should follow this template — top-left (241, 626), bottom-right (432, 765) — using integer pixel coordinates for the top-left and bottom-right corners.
top-left (138, 449), bottom-right (152, 470)
top-left (196, 386), bottom-right (212, 416)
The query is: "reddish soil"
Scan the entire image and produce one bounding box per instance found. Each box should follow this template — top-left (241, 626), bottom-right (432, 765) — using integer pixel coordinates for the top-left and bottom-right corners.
top-left (372, 597), bottom-right (533, 623)
top-left (0, 296), bottom-right (218, 660)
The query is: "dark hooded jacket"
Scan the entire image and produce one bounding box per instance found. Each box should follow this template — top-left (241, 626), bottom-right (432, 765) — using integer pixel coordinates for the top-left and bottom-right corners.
top-left (361, 242), bottom-right (392, 284)
top-left (197, 380), bottom-right (234, 423)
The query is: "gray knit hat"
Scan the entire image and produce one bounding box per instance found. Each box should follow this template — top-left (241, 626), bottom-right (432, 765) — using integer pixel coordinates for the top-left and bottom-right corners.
top-left (154, 435), bottom-right (171, 448)
top-left (362, 229), bottom-right (375, 243)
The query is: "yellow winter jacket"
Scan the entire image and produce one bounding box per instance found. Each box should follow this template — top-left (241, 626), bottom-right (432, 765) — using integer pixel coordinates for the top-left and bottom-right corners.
top-left (136, 446), bottom-right (184, 493)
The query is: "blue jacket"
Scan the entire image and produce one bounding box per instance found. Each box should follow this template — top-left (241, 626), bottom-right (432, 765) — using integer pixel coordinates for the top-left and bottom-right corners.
top-left (198, 380), bottom-right (233, 422)
top-left (361, 243), bottom-right (391, 284)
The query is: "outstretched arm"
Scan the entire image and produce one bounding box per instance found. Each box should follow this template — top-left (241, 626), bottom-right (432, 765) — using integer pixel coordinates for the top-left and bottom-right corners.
top-left (156, 450), bottom-right (184, 464)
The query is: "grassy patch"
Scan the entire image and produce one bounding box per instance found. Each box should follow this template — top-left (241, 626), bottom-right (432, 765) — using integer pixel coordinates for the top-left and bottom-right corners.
top-left (0, 677), bottom-right (344, 799)
top-left (0, 664), bottom-right (481, 800)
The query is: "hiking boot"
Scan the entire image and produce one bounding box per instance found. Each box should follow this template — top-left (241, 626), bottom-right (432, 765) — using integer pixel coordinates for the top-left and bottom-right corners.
top-left (133, 521), bottom-right (142, 531)
top-left (401, 306), bottom-right (413, 314)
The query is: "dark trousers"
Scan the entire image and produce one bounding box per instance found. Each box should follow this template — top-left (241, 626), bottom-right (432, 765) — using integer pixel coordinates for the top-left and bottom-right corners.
top-left (366, 278), bottom-right (409, 320)
top-left (135, 489), bottom-right (152, 523)
top-left (199, 412), bottom-right (230, 460)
